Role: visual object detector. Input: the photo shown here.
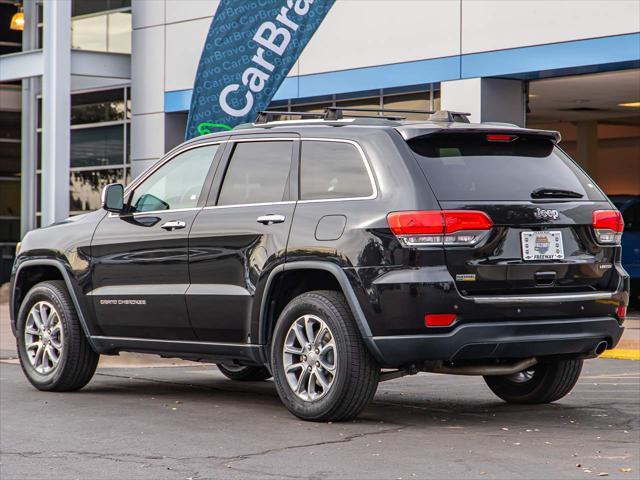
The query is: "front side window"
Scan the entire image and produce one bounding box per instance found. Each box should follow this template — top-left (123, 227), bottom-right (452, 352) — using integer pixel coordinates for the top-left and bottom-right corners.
top-left (129, 145), bottom-right (219, 213)
top-left (300, 141), bottom-right (373, 200)
top-left (217, 141), bottom-right (293, 206)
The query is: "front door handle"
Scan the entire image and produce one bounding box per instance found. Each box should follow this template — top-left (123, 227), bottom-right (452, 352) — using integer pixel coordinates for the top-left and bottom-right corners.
top-left (257, 214), bottom-right (286, 225)
top-left (161, 220), bottom-right (186, 231)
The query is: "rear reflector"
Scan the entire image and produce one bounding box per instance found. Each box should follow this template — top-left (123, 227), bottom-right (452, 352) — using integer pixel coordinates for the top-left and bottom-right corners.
top-left (486, 134), bottom-right (517, 142)
top-left (425, 313), bottom-right (457, 327)
top-left (592, 210), bottom-right (624, 245)
top-left (388, 210), bottom-right (493, 247)
top-left (617, 305), bottom-right (627, 320)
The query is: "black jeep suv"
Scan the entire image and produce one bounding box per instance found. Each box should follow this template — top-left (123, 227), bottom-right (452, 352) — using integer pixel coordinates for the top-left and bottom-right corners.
top-left (10, 109), bottom-right (629, 421)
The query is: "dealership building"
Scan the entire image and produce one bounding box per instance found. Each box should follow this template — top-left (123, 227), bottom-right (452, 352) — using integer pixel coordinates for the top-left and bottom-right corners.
top-left (0, 0), bottom-right (639, 282)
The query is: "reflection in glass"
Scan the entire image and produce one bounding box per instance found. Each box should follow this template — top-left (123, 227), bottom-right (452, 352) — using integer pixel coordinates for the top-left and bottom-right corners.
top-left (301, 141), bottom-right (372, 200)
top-left (0, 180), bottom-right (20, 216)
top-left (72, 15), bottom-right (107, 51)
top-left (384, 92), bottom-right (437, 120)
top-left (71, 89), bottom-right (125, 124)
top-left (107, 12), bottom-right (131, 53)
top-left (70, 169), bottom-right (124, 212)
top-left (71, 125), bottom-right (124, 168)
top-left (71, 10), bottom-right (131, 54)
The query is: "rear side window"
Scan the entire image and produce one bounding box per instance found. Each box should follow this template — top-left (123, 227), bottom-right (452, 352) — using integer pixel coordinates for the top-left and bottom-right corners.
top-left (300, 140), bottom-right (373, 200)
top-left (409, 133), bottom-right (606, 202)
top-left (218, 141), bottom-right (293, 206)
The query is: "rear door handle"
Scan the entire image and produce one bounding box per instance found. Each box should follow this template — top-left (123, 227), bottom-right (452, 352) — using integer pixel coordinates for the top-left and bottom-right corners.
top-left (161, 220), bottom-right (186, 231)
top-left (257, 214), bottom-right (285, 225)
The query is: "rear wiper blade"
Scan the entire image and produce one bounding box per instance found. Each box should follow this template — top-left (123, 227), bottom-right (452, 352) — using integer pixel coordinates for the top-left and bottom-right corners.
top-left (531, 187), bottom-right (584, 199)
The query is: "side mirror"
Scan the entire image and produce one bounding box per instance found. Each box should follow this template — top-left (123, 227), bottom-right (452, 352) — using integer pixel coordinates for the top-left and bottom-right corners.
top-left (101, 183), bottom-right (124, 212)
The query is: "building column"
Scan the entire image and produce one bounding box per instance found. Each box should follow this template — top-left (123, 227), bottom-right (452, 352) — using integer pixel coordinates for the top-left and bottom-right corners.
top-left (41, 0), bottom-right (71, 226)
top-left (20, 0), bottom-right (38, 235)
top-left (575, 120), bottom-right (599, 180)
top-left (440, 78), bottom-right (526, 126)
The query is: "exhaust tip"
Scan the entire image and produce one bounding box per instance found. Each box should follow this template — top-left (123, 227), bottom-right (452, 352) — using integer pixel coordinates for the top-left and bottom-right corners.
top-left (594, 341), bottom-right (608, 356)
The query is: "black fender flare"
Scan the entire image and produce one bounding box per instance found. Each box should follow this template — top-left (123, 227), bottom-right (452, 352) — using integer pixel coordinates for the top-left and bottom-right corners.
top-left (12, 258), bottom-right (98, 351)
top-left (258, 260), bottom-right (384, 363)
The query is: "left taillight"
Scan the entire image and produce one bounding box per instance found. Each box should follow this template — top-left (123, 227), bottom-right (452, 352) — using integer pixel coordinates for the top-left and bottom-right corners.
top-left (387, 210), bottom-right (493, 247)
top-left (592, 210), bottom-right (624, 245)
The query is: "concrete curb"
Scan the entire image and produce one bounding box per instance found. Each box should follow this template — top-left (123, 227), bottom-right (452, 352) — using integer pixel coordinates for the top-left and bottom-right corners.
top-left (600, 349), bottom-right (640, 361)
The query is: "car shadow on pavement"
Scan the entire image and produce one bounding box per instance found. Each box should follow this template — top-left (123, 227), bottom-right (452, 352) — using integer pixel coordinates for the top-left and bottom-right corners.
top-left (73, 367), bottom-right (638, 433)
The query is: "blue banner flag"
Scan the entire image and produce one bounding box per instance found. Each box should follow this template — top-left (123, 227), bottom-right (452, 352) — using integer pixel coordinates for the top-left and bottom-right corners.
top-left (185, 0), bottom-right (335, 139)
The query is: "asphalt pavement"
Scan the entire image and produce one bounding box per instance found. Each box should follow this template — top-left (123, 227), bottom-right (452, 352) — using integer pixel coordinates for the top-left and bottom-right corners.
top-left (1, 357), bottom-right (638, 480)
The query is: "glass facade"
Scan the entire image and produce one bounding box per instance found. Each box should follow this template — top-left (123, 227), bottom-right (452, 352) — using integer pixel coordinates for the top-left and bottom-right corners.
top-left (36, 87), bottom-right (131, 219)
top-left (71, 10), bottom-right (131, 54)
top-left (283, 89), bottom-right (440, 120)
top-left (38, 0), bottom-right (132, 53)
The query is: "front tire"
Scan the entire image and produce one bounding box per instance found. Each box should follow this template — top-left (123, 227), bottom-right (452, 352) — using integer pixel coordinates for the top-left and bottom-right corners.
top-left (16, 280), bottom-right (99, 392)
top-left (484, 359), bottom-right (583, 404)
top-left (270, 290), bottom-right (380, 422)
top-left (217, 363), bottom-right (272, 381)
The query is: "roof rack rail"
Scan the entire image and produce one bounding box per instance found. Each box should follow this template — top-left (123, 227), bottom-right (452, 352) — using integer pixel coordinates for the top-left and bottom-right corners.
top-left (429, 110), bottom-right (471, 123)
top-left (255, 110), bottom-right (326, 124)
top-left (324, 107), bottom-right (434, 121)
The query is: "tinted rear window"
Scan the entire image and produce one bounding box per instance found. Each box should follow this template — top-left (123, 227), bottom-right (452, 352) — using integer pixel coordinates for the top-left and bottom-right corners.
top-left (300, 140), bottom-right (373, 200)
top-left (410, 133), bottom-right (606, 202)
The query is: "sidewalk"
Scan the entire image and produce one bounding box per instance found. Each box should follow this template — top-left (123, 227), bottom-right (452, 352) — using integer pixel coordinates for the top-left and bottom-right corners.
top-left (1, 301), bottom-right (638, 364)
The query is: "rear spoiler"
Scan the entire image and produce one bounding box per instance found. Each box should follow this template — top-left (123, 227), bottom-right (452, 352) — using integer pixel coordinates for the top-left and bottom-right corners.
top-left (395, 125), bottom-right (561, 144)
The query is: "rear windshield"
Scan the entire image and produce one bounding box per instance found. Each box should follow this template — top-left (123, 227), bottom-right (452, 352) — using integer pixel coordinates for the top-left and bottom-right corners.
top-left (409, 133), bottom-right (606, 202)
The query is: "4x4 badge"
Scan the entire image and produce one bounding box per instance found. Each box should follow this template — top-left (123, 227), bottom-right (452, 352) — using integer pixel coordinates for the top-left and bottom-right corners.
top-left (534, 208), bottom-right (559, 220)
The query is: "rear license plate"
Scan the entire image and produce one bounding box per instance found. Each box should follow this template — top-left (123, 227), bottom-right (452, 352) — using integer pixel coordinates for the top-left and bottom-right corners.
top-left (521, 231), bottom-right (564, 261)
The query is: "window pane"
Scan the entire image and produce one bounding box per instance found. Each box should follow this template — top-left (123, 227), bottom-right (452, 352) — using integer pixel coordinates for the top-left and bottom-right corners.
top-left (71, 125), bottom-right (124, 168)
top-left (71, 89), bottom-right (125, 124)
top-left (72, 0), bottom-right (131, 17)
top-left (107, 12), bottom-right (131, 54)
top-left (0, 179), bottom-right (20, 216)
top-left (384, 91), bottom-right (436, 120)
top-left (300, 141), bottom-right (372, 200)
top-left (70, 168), bottom-right (124, 212)
top-left (410, 134), bottom-right (605, 202)
top-left (130, 145), bottom-right (219, 213)
top-left (218, 142), bottom-right (292, 206)
top-left (72, 15), bottom-right (107, 51)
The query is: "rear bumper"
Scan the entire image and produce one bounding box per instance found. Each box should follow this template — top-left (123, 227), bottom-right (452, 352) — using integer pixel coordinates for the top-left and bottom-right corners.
top-left (369, 317), bottom-right (624, 367)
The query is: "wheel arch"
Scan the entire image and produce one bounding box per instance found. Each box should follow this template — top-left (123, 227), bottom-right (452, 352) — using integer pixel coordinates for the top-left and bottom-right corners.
top-left (257, 261), bottom-right (383, 362)
top-left (12, 259), bottom-right (97, 350)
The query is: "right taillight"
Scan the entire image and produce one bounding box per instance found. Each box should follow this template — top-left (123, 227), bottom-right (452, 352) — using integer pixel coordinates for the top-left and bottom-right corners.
top-left (387, 210), bottom-right (493, 247)
top-left (592, 210), bottom-right (624, 245)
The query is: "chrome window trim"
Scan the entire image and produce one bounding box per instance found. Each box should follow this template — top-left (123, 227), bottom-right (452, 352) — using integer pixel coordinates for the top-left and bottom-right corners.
top-left (112, 135), bottom-right (378, 216)
top-left (203, 201), bottom-right (296, 211)
top-left (297, 137), bottom-right (378, 203)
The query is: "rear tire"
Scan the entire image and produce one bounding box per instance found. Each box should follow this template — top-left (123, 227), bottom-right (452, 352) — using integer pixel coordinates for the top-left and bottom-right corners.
top-left (484, 359), bottom-right (583, 404)
top-left (270, 290), bottom-right (380, 422)
top-left (217, 363), bottom-right (272, 381)
top-left (16, 280), bottom-right (99, 392)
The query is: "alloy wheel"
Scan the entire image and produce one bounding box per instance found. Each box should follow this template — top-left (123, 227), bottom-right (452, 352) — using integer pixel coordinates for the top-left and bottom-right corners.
top-left (507, 368), bottom-right (536, 383)
top-left (24, 301), bottom-right (64, 375)
top-left (282, 314), bottom-right (337, 401)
